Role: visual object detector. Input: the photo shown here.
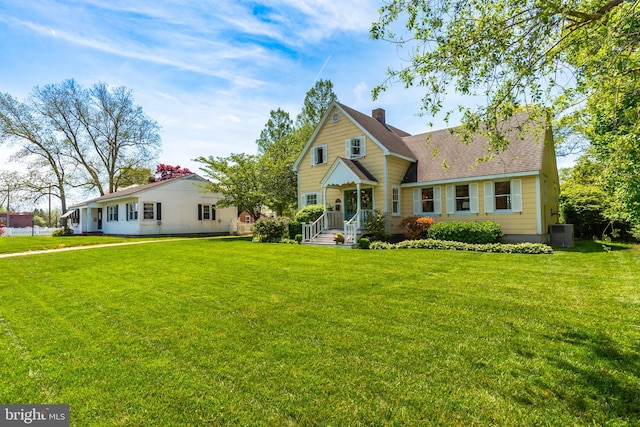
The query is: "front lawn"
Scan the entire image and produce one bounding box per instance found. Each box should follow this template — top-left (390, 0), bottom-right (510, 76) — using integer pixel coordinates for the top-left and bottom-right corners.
top-left (0, 238), bottom-right (638, 425)
top-left (0, 235), bottom-right (138, 255)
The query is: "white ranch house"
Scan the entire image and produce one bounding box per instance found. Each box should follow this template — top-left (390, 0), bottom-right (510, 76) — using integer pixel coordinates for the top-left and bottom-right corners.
top-left (65, 174), bottom-right (238, 236)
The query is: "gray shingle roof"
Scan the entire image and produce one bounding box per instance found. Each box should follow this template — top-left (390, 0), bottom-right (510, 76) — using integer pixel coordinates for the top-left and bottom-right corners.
top-left (337, 103), bottom-right (416, 161)
top-left (401, 113), bottom-right (546, 183)
top-left (70, 174), bottom-right (206, 207)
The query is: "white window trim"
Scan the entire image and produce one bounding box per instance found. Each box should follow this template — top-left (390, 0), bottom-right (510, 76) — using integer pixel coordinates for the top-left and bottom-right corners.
top-left (302, 191), bottom-right (322, 207)
top-left (345, 136), bottom-right (366, 159)
top-left (446, 183), bottom-right (478, 215)
top-left (311, 144), bottom-right (328, 166)
top-left (413, 186), bottom-right (442, 215)
top-left (126, 202), bottom-right (139, 221)
top-left (392, 186), bottom-right (401, 216)
top-left (142, 202), bottom-right (156, 220)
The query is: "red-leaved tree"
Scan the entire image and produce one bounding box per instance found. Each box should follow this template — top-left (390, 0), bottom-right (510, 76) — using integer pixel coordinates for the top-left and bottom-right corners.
top-left (155, 164), bottom-right (192, 181)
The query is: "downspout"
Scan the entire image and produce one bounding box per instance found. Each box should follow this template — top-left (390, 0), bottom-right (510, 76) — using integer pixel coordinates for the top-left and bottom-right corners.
top-left (383, 155), bottom-right (389, 233)
top-left (535, 176), bottom-right (542, 235)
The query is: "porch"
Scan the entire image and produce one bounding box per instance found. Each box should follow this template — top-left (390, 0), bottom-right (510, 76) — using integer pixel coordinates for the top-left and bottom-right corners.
top-left (301, 209), bottom-right (373, 246)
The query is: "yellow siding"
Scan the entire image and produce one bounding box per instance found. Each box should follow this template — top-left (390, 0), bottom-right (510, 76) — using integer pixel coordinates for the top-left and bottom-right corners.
top-left (540, 128), bottom-right (560, 234)
top-left (398, 176), bottom-right (540, 236)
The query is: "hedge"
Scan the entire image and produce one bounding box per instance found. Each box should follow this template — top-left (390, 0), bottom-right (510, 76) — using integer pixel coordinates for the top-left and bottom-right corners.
top-left (370, 239), bottom-right (553, 254)
top-left (427, 221), bottom-right (503, 244)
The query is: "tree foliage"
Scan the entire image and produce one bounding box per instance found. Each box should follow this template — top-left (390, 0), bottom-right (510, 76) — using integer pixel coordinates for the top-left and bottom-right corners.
top-left (0, 79), bottom-right (161, 212)
top-left (256, 79), bottom-right (338, 216)
top-left (371, 0), bottom-right (640, 222)
top-left (155, 164), bottom-right (192, 181)
top-left (195, 153), bottom-right (266, 220)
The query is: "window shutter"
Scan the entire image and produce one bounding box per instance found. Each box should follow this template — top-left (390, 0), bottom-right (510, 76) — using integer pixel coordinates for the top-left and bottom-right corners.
top-left (446, 185), bottom-right (455, 214)
top-left (413, 188), bottom-right (421, 215)
top-left (345, 139), bottom-right (351, 158)
top-left (484, 182), bottom-right (494, 213)
top-left (115, 204), bottom-right (119, 221)
top-left (198, 204), bottom-right (202, 220)
top-left (470, 183), bottom-right (479, 213)
top-left (126, 203), bottom-right (130, 221)
top-left (433, 187), bottom-right (442, 215)
top-left (212, 205), bottom-right (216, 220)
top-left (156, 203), bottom-right (162, 221)
top-left (359, 137), bottom-right (366, 157)
top-left (511, 179), bottom-right (522, 212)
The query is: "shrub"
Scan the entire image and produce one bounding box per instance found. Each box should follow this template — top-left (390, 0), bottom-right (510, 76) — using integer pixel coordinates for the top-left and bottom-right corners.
top-left (295, 234), bottom-right (303, 244)
top-left (253, 217), bottom-right (290, 243)
top-left (401, 216), bottom-right (435, 239)
top-left (295, 205), bottom-right (326, 224)
top-left (363, 210), bottom-right (389, 241)
top-left (357, 237), bottom-right (371, 249)
top-left (52, 227), bottom-right (74, 237)
top-left (288, 221), bottom-right (302, 239)
top-left (427, 221), bottom-right (503, 244)
top-left (370, 239), bottom-right (552, 254)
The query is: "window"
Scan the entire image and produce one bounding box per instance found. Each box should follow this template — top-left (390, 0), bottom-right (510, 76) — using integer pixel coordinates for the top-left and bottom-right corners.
top-left (107, 205), bottom-right (119, 222)
top-left (413, 187), bottom-right (442, 215)
top-left (392, 186), bottom-right (400, 216)
top-left (126, 203), bottom-right (138, 221)
top-left (446, 184), bottom-right (478, 214)
top-left (494, 181), bottom-right (511, 210)
top-left (456, 185), bottom-right (470, 211)
top-left (198, 204), bottom-right (216, 220)
top-left (346, 136), bottom-right (365, 159)
top-left (312, 145), bottom-right (327, 165)
top-left (303, 192), bottom-right (321, 207)
top-left (143, 202), bottom-right (155, 219)
top-left (484, 179), bottom-right (522, 213)
top-left (245, 215), bottom-right (252, 224)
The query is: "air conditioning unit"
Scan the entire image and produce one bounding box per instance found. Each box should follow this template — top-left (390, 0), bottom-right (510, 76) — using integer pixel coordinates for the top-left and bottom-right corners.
top-left (550, 224), bottom-right (574, 247)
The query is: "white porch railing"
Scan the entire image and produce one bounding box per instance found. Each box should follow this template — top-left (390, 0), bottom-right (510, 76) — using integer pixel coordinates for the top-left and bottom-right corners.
top-left (301, 212), bottom-right (327, 243)
top-left (0, 227), bottom-right (59, 237)
top-left (342, 209), bottom-right (373, 245)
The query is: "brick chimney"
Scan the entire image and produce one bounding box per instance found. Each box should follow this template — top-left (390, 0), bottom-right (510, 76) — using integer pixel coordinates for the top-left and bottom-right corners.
top-left (372, 108), bottom-right (386, 125)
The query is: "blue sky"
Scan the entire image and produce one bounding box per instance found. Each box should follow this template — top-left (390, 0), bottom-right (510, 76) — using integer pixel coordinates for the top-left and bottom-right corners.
top-left (0, 1), bottom-right (467, 174)
top-left (0, 0), bottom-right (572, 185)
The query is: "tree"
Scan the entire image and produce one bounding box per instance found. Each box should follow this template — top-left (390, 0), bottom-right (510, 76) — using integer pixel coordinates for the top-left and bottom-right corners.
top-left (0, 79), bottom-right (161, 213)
top-left (371, 0), bottom-right (639, 148)
top-left (195, 153), bottom-right (267, 220)
top-left (295, 79), bottom-right (338, 129)
top-left (117, 166), bottom-right (153, 188)
top-left (154, 164), bottom-right (192, 181)
top-left (255, 109), bottom-right (294, 154)
top-left (256, 80), bottom-right (338, 215)
top-left (371, 0), bottom-right (640, 223)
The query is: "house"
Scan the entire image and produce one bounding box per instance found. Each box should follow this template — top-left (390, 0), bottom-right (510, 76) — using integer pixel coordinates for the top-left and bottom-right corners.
top-left (293, 102), bottom-right (559, 244)
top-left (64, 174), bottom-right (238, 236)
top-left (0, 212), bottom-right (34, 228)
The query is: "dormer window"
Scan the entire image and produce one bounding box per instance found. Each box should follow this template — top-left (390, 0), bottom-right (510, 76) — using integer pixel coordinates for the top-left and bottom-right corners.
top-left (346, 136), bottom-right (365, 159)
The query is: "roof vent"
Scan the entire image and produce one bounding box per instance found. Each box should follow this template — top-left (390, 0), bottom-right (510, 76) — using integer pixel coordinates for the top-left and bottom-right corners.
top-left (372, 108), bottom-right (386, 125)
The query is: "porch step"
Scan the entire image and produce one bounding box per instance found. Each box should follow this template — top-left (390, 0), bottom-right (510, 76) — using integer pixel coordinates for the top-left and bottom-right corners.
top-left (304, 228), bottom-right (350, 246)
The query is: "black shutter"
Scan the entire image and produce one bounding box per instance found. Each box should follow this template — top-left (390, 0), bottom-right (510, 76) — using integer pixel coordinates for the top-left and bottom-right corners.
top-left (197, 204), bottom-right (202, 220)
top-left (212, 205), bottom-right (216, 220)
top-left (156, 203), bottom-right (162, 220)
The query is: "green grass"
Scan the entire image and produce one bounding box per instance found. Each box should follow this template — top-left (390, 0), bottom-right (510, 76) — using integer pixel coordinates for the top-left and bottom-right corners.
top-left (0, 235), bottom-right (141, 254)
top-left (0, 238), bottom-right (639, 426)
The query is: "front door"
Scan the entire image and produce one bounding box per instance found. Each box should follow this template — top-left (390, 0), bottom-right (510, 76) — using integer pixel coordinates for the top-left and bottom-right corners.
top-left (344, 188), bottom-right (373, 221)
top-left (97, 208), bottom-right (103, 230)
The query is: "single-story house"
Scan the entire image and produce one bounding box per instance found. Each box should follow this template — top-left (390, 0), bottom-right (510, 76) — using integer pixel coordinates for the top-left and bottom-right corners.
top-left (293, 102), bottom-right (560, 244)
top-left (0, 212), bottom-right (34, 228)
top-left (65, 174), bottom-right (238, 236)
